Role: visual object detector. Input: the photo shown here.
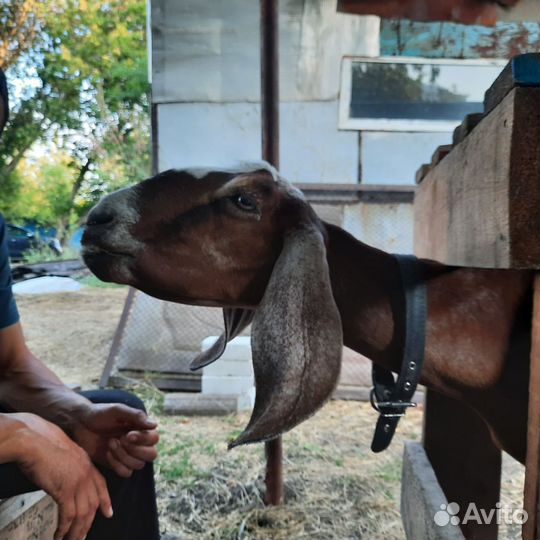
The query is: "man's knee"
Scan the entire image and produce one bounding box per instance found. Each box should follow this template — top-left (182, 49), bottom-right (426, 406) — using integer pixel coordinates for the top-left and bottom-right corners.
top-left (81, 389), bottom-right (147, 412)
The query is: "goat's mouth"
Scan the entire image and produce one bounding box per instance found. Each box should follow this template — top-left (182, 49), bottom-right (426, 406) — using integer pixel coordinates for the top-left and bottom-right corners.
top-left (81, 244), bottom-right (136, 284)
top-left (82, 245), bottom-right (135, 259)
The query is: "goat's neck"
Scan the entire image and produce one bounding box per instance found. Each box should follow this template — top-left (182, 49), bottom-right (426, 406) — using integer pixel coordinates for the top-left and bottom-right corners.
top-left (324, 222), bottom-right (407, 374)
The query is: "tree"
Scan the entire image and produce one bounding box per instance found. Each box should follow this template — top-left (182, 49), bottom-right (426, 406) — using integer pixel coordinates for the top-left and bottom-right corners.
top-left (0, 0), bottom-right (43, 69)
top-left (10, 150), bottom-right (75, 231)
top-left (0, 0), bottom-right (150, 238)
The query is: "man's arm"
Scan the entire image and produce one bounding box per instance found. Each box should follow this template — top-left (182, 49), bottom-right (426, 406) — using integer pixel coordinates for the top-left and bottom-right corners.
top-left (0, 409), bottom-right (113, 540)
top-left (0, 321), bottom-right (159, 474)
top-left (0, 321), bottom-right (94, 429)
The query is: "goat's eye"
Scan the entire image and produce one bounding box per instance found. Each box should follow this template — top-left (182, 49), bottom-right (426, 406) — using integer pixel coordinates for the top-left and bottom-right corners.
top-left (233, 194), bottom-right (257, 212)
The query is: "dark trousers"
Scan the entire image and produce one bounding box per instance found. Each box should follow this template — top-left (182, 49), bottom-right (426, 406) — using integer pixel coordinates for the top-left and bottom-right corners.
top-left (0, 389), bottom-right (160, 540)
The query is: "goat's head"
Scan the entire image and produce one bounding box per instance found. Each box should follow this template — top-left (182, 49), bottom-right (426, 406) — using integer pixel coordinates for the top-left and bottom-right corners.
top-left (82, 163), bottom-right (342, 447)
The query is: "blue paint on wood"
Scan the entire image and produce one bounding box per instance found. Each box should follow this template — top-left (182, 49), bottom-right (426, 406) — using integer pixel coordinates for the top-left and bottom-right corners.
top-left (381, 20), bottom-right (540, 59)
top-left (511, 53), bottom-right (540, 85)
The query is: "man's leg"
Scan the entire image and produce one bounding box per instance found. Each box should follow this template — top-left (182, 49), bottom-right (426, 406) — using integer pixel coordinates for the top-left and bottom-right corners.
top-left (80, 389), bottom-right (160, 540)
top-left (0, 461), bottom-right (37, 498)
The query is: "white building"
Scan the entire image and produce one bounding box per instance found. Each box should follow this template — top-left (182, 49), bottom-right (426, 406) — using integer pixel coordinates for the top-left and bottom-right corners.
top-left (147, 0), bottom-right (444, 253)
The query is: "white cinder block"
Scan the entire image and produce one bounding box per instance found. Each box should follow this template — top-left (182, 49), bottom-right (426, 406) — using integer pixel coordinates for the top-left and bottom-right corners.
top-left (201, 335), bottom-right (255, 412)
top-left (201, 336), bottom-right (252, 362)
top-left (204, 360), bottom-right (254, 377)
top-left (202, 375), bottom-right (254, 396)
top-left (237, 387), bottom-right (256, 411)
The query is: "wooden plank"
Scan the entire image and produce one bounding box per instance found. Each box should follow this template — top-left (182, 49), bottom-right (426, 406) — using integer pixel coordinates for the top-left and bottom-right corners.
top-left (416, 164), bottom-right (432, 184)
top-left (0, 492), bottom-right (57, 540)
top-left (294, 183), bottom-right (416, 193)
top-left (401, 442), bottom-right (465, 540)
top-left (423, 390), bottom-right (502, 540)
top-left (380, 19), bottom-right (540, 59)
top-left (163, 393), bottom-right (238, 415)
top-left (484, 53), bottom-right (540, 113)
top-left (431, 145), bottom-right (454, 167)
top-left (109, 372), bottom-right (202, 392)
top-left (452, 113), bottom-right (484, 145)
top-left (296, 183), bottom-right (416, 203)
top-left (337, 0), bottom-right (500, 25)
top-left (523, 274), bottom-right (540, 540)
top-left (414, 86), bottom-right (540, 269)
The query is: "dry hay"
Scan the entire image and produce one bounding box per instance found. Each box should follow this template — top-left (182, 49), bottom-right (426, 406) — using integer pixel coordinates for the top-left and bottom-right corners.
top-left (154, 399), bottom-right (418, 540)
top-left (15, 288), bottom-right (526, 540)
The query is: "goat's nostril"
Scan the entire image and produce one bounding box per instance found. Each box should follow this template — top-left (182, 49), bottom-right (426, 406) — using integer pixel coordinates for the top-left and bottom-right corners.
top-left (87, 209), bottom-right (116, 227)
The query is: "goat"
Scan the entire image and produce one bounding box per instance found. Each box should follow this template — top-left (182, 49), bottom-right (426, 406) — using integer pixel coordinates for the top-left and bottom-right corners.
top-left (81, 163), bottom-right (533, 462)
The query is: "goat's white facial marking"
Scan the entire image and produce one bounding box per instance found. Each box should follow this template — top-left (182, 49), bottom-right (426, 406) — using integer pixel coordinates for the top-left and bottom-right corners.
top-left (184, 160), bottom-right (281, 181)
top-left (183, 161), bottom-right (305, 201)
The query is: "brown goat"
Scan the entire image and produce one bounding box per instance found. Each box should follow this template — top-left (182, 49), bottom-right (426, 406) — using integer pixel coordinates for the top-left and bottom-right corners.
top-left (81, 164), bottom-right (532, 461)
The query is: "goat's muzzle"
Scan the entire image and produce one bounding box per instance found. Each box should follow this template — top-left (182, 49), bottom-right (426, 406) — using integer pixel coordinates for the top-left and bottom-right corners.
top-left (81, 187), bottom-right (143, 283)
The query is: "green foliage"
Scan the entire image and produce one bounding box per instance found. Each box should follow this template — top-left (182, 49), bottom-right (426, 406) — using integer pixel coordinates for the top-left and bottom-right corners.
top-left (21, 244), bottom-right (79, 264)
top-left (77, 275), bottom-right (125, 289)
top-left (158, 438), bottom-right (211, 483)
top-left (7, 151), bottom-right (78, 229)
top-left (0, 0), bottom-right (43, 68)
top-left (0, 0), bottom-right (150, 234)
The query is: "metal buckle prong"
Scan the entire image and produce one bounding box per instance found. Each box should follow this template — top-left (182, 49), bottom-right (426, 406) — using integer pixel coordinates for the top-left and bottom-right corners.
top-left (370, 388), bottom-right (417, 418)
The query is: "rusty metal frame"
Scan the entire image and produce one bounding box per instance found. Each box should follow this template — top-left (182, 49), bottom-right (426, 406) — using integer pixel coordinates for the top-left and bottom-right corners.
top-left (260, 0), bottom-right (284, 507)
top-left (295, 183), bottom-right (416, 204)
top-left (99, 286), bottom-right (136, 388)
top-left (337, 0), bottom-right (526, 25)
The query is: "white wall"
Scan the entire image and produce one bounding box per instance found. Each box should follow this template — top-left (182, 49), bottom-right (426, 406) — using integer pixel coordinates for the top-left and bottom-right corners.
top-left (151, 0), bottom-right (416, 252)
top-left (157, 100), bottom-right (359, 183)
top-left (151, 0), bottom-right (380, 103)
top-left (152, 0), bottom-right (379, 184)
top-left (361, 132), bottom-right (453, 184)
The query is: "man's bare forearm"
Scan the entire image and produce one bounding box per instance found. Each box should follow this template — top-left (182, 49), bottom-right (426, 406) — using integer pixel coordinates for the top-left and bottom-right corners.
top-left (0, 323), bottom-right (92, 430)
top-left (0, 413), bottom-right (27, 464)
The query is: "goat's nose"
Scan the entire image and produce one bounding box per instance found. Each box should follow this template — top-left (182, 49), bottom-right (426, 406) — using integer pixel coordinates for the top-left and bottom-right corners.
top-left (86, 207), bottom-right (115, 227)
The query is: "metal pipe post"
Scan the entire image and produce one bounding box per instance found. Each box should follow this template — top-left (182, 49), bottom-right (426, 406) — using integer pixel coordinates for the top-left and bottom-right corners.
top-left (260, 0), bottom-right (284, 507)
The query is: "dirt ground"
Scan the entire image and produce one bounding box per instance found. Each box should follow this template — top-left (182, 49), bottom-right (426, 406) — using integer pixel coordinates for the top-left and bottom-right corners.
top-left (16, 286), bottom-right (129, 387)
top-left (15, 287), bottom-right (525, 540)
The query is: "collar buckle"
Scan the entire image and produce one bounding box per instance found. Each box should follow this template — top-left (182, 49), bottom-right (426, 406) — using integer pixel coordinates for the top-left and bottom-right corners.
top-left (370, 388), bottom-right (417, 418)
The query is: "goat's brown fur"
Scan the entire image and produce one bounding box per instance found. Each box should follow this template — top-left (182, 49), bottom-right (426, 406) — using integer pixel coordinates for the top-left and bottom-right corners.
top-left (82, 166), bottom-right (532, 461)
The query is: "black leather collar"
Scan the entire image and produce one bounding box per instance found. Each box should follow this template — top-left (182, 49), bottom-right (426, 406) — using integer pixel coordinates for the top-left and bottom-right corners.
top-left (370, 254), bottom-right (427, 453)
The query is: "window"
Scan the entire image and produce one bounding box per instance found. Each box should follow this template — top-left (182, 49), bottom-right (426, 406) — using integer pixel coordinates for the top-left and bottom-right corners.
top-left (339, 57), bottom-right (506, 132)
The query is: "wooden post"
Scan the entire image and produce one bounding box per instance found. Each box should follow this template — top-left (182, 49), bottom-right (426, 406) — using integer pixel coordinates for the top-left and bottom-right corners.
top-left (423, 391), bottom-right (502, 540)
top-left (0, 492), bottom-right (57, 539)
top-left (260, 0), bottom-right (284, 506)
top-left (523, 274), bottom-right (540, 540)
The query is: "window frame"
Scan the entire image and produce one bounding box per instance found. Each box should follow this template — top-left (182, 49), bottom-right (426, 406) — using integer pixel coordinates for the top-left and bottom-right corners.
top-left (338, 56), bottom-right (507, 133)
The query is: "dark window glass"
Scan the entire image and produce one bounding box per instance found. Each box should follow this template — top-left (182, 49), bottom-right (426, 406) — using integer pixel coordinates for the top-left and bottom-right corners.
top-left (350, 61), bottom-right (502, 121)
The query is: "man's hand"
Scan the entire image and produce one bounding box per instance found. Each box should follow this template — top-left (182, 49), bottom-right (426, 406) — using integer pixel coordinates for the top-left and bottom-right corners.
top-left (11, 412), bottom-right (113, 540)
top-left (72, 404), bottom-right (159, 478)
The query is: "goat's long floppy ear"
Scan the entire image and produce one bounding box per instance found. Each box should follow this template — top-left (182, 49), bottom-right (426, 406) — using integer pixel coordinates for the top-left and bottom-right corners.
top-left (190, 308), bottom-right (254, 370)
top-left (229, 226), bottom-right (342, 448)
